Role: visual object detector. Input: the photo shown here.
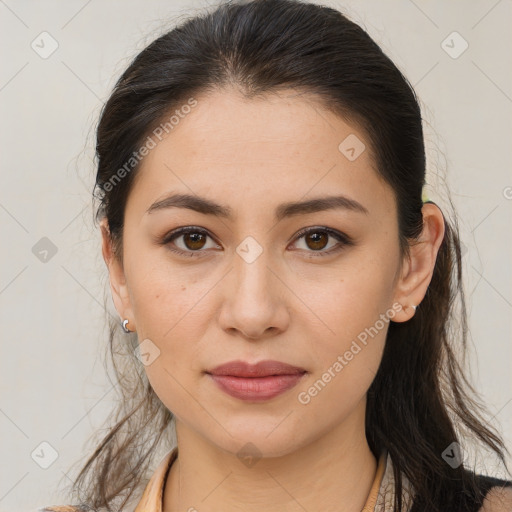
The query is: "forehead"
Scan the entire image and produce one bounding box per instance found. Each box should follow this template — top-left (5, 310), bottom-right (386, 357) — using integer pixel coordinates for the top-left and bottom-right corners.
top-left (126, 87), bottom-right (395, 223)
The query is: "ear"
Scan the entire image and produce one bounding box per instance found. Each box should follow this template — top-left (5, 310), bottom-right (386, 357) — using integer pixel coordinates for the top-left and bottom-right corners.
top-left (391, 202), bottom-right (445, 322)
top-left (100, 218), bottom-right (136, 332)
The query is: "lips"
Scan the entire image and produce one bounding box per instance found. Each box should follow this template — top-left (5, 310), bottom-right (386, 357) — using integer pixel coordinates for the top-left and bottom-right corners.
top-left (205, 360), bottom-right (307, 401)
top-left (206, 360), bottom-right (307, 377)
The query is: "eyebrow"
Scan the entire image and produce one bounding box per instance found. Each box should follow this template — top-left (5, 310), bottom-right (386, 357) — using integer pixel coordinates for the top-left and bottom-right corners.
top-left (146, 193), bottom-right (369, 221)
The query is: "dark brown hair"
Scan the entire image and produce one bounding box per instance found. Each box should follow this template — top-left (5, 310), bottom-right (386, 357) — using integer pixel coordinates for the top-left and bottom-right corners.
top-left (67, 1), bottom-right (510, 510)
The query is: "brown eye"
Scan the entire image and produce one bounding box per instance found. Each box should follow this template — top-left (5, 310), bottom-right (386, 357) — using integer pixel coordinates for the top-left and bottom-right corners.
top-left (162, 226), bottom-right (220, 257)
top-left (292, 227), bottom-right (353, 258)
top-left (182, 232), bottom-right (207, 250)
top-left (304, 231), bottom-right (329, 251)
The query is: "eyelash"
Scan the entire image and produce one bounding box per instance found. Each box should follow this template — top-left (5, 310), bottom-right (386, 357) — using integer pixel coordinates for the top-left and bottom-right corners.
top-left (160, 226), bottom-right (353, 259)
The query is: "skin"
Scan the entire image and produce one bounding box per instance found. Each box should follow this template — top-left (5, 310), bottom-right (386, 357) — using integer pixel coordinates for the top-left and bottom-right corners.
top-left (100, 87), bottom-right (445, 512)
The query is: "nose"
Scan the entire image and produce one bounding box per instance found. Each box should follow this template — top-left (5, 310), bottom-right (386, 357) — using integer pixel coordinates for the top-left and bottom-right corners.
top-left (217, 248), bottom-right (290, 341)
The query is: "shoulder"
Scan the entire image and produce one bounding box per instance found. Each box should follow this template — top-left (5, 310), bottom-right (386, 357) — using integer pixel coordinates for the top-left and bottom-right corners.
top-left (469, 469), bottom-right (512, 512)
top-left (479, 484), bottom-right (512, 511)
top-left (408, 471), bottom-right (512, 512)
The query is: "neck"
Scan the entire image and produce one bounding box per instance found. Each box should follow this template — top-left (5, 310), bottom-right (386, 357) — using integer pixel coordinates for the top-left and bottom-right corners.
top-left (163, 401), bottom-right (378, 512)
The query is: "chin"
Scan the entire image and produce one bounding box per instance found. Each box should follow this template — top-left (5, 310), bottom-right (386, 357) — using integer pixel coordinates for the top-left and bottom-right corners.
top-left (205, 422), bottom-right (305, 460)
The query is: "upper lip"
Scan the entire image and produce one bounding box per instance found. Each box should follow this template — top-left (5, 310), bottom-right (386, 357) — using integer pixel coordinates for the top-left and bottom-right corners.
top-left (206, 360), bottom-right (307, 377)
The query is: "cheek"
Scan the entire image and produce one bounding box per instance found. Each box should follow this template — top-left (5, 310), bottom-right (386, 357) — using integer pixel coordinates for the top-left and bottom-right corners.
top-left (294, 285), bottom-right (389, 422)
top-left (129, 266), bottom-right (210, 417)
top-left (291, 253), bottom-right (396, 408)
top-left (293, 253), bottom-right (396, 350)
top-left (126, 246), bottom-right (211, 337)
top-left (126, 251), bottom-right (219, 351)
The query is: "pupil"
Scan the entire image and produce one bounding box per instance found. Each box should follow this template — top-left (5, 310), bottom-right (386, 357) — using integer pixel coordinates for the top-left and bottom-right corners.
top-left (307, 232), bottom-right (327, 250)
top-left (185, 233), bottom-right (205, 250)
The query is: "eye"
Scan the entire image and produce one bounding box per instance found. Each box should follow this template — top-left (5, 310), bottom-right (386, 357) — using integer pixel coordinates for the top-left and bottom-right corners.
top-left (161, 226), bottom-right (220, 257)
top-left (160, 225), bottom-right (353, 259)
top-left (290, 226), bottom-right (353, 257)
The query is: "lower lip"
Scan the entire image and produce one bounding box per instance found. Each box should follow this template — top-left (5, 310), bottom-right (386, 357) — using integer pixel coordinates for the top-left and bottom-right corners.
top-left (208, 373), bottom-right (306, 401)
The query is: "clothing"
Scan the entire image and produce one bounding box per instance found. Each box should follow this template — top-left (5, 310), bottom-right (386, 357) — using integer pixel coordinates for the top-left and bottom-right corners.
top-left (39, 447), bottom-right (512, 512)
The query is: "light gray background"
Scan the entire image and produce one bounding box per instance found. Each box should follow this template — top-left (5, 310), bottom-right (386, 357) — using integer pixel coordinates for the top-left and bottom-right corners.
top-left (1, 1), bottom-right (511, 511)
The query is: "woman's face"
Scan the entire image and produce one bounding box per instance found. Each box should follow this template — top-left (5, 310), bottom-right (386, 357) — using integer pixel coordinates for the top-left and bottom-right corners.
top-left (103, 88), bottom-right (416, 457)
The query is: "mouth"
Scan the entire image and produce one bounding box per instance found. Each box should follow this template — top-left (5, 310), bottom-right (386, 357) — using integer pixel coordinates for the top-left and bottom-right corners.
top-left (205, 360), bottom-right (308, 401)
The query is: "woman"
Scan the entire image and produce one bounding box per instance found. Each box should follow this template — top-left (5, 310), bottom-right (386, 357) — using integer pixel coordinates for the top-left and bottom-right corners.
top-left (41, 0), bottom-right (512, 511)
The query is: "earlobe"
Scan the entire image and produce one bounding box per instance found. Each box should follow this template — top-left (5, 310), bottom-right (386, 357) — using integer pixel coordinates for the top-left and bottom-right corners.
top-left (392, 203), bottom-right (445, 323)
top-left (99, 218), bottom-right (136, 331)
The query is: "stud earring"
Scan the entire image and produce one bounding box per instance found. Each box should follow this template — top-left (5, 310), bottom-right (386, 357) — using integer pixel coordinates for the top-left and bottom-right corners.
top-left (121, 319), bottom-right (132, 333)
